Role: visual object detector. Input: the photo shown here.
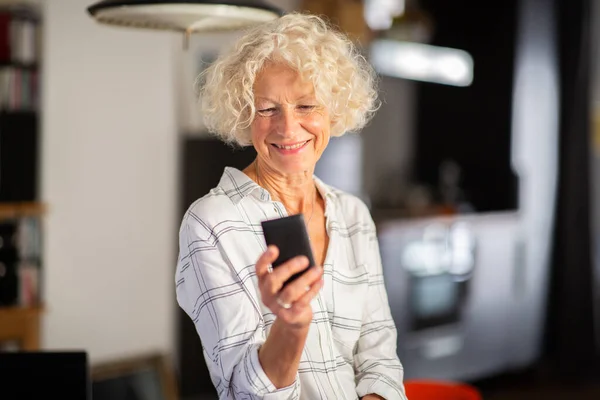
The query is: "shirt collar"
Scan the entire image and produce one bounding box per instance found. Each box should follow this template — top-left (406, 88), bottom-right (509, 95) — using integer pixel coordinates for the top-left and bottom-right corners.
top-left (314, 175), bottom-right (336, 202)
top-left (218, 167), bottom-right (266, 205)
top-left (218, 166), bottom-right (337, 205)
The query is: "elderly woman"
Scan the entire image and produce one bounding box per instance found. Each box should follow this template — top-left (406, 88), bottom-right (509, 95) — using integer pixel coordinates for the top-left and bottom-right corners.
top-left (175, 12), bottom-right (407, 400)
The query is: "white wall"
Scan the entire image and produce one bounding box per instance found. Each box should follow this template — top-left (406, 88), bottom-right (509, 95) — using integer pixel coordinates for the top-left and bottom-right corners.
top-left (41, 0), bottom-right (179, 364)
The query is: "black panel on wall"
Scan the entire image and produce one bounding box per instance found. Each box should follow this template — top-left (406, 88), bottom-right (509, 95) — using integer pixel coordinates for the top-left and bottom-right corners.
top-left (414, 0), bottom-right (519, 212)
top-left (177, 136), bottom-right (256, 397)
top-left (179, 137), bottom-right (257, 215)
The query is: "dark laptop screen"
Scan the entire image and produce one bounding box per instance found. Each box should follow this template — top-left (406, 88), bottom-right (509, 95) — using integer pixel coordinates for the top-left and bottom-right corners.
top-left (0, 351), bottom-right (89, 400)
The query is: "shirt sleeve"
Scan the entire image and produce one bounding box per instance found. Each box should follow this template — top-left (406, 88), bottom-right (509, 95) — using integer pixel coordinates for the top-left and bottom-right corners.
top-left (354, 217), bottom-right (408, 400)
top-left (175, 212), bottom-right (301, 400)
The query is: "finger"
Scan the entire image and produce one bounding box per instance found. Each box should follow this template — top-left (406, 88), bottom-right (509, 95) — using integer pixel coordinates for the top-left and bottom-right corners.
top-left (275, 296), bottom-right (293, 310)
top-left (270, 255), bottom-right (311, 291)
top-left (255, 245), bottom-right (279, 278)
top-left (277, 266), bottom-right (323, 305)
top-left (293, 276), bottom-right (324, 308)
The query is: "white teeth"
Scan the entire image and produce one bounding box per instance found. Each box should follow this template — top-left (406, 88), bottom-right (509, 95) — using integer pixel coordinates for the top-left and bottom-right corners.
top-left (276, 141), bottom-right (307, 150)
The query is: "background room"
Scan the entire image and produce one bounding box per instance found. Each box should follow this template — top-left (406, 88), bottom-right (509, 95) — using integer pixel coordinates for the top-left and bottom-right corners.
top-left (0, 0), bottom-right (599, 399)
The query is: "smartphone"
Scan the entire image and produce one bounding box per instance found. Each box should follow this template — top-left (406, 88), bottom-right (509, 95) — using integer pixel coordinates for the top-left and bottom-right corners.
top-left (261, 213), bottom-right (316, 288)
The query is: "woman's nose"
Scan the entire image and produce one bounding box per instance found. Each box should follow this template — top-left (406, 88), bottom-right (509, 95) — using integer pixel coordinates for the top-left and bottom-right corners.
top-left (275, 107), bottom-right (301, 137)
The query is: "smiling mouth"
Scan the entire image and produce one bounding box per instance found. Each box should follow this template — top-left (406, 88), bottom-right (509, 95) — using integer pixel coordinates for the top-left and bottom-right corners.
top-left (272, 140), bottom-right (310, 150)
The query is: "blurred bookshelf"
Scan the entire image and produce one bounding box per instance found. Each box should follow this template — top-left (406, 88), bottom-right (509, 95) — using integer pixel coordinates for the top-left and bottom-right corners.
top-left (0, 1), bottom-right (42, 352)
top-left (0, 201), bottom-right (45, 350)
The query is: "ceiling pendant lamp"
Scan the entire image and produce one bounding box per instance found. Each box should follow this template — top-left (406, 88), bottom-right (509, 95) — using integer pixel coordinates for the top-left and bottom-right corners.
top-left (366, 0), bottom-right (474, 87)
top-left (87, 0), bottom-right (283, 35)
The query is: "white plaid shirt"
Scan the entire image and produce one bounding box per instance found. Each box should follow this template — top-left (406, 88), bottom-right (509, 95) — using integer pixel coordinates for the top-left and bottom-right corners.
top-left (175, 167), bottom-right (407, 400)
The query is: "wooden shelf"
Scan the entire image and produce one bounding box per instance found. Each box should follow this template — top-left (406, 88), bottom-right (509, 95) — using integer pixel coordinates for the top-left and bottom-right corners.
top-left (0, 305), bottom-right (44, 350)
top-left (0, 305), bottom-right (43, 317)
top-left (0, 202), bottom-right (46, 221)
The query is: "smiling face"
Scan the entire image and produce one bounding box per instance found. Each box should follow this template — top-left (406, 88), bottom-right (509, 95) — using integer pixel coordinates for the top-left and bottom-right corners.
top-left (250, 62), bottom-right (331, 178)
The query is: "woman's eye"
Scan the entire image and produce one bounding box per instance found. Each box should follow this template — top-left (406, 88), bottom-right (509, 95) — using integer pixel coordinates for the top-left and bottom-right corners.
top-left (298, 105), bottom-right (316, 112)
top-left (257, 107), bottom-right (276, 116)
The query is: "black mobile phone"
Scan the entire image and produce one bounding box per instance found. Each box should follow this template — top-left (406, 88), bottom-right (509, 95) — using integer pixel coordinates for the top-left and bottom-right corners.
top-left (261, 214), bottom-right (316, 288)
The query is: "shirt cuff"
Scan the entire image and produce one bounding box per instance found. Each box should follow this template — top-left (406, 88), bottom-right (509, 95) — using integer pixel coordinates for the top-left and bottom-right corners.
top-left (356, 375), bottom-right (407, 400)
top-left (245, 343), bottom-right (300, 399)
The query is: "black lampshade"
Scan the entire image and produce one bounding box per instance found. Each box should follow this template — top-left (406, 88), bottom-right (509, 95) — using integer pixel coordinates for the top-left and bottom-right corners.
top-left (87, 0), bottom-right (283, 33)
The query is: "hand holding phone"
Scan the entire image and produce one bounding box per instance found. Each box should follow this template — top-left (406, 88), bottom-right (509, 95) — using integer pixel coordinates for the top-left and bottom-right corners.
top-left (257, 214), bottom-right (323, 322)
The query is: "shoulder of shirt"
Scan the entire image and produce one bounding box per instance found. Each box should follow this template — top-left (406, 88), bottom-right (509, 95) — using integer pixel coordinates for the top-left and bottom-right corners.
top-left (180, 186), bottom-right (238, 231)
top-left (318, 181), bottom-right (374, 226)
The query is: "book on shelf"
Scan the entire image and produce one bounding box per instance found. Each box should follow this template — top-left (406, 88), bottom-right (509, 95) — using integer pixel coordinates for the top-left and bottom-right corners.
top-left (16, 216), bottom-right (41, 306)
top-left (18, 260), bottom-right (39, 307)
top-left (0, 3), bottom-right (39, 112)
top-left (0, 216), bottom-right (42, 308)
top-left (0, 66), bottom-right (38, 110)
top-left (0, 6), bottom-right (39, 66)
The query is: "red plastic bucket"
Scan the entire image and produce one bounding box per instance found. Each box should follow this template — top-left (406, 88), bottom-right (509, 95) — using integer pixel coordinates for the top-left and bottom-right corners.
top-left (404, 380), bottom-right (483, 400)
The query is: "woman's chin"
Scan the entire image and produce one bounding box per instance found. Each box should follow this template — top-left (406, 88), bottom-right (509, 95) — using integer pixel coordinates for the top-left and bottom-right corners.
top-left (271, 160), bottom-right (315, 176)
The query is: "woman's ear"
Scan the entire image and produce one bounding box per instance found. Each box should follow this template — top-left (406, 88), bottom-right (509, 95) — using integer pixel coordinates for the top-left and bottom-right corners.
top-left (329, 119), bottom-right (341, 136)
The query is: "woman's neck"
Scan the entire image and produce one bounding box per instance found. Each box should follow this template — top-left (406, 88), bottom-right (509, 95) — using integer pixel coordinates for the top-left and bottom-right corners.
top-left (248, 160), bottom-right (316, 215)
